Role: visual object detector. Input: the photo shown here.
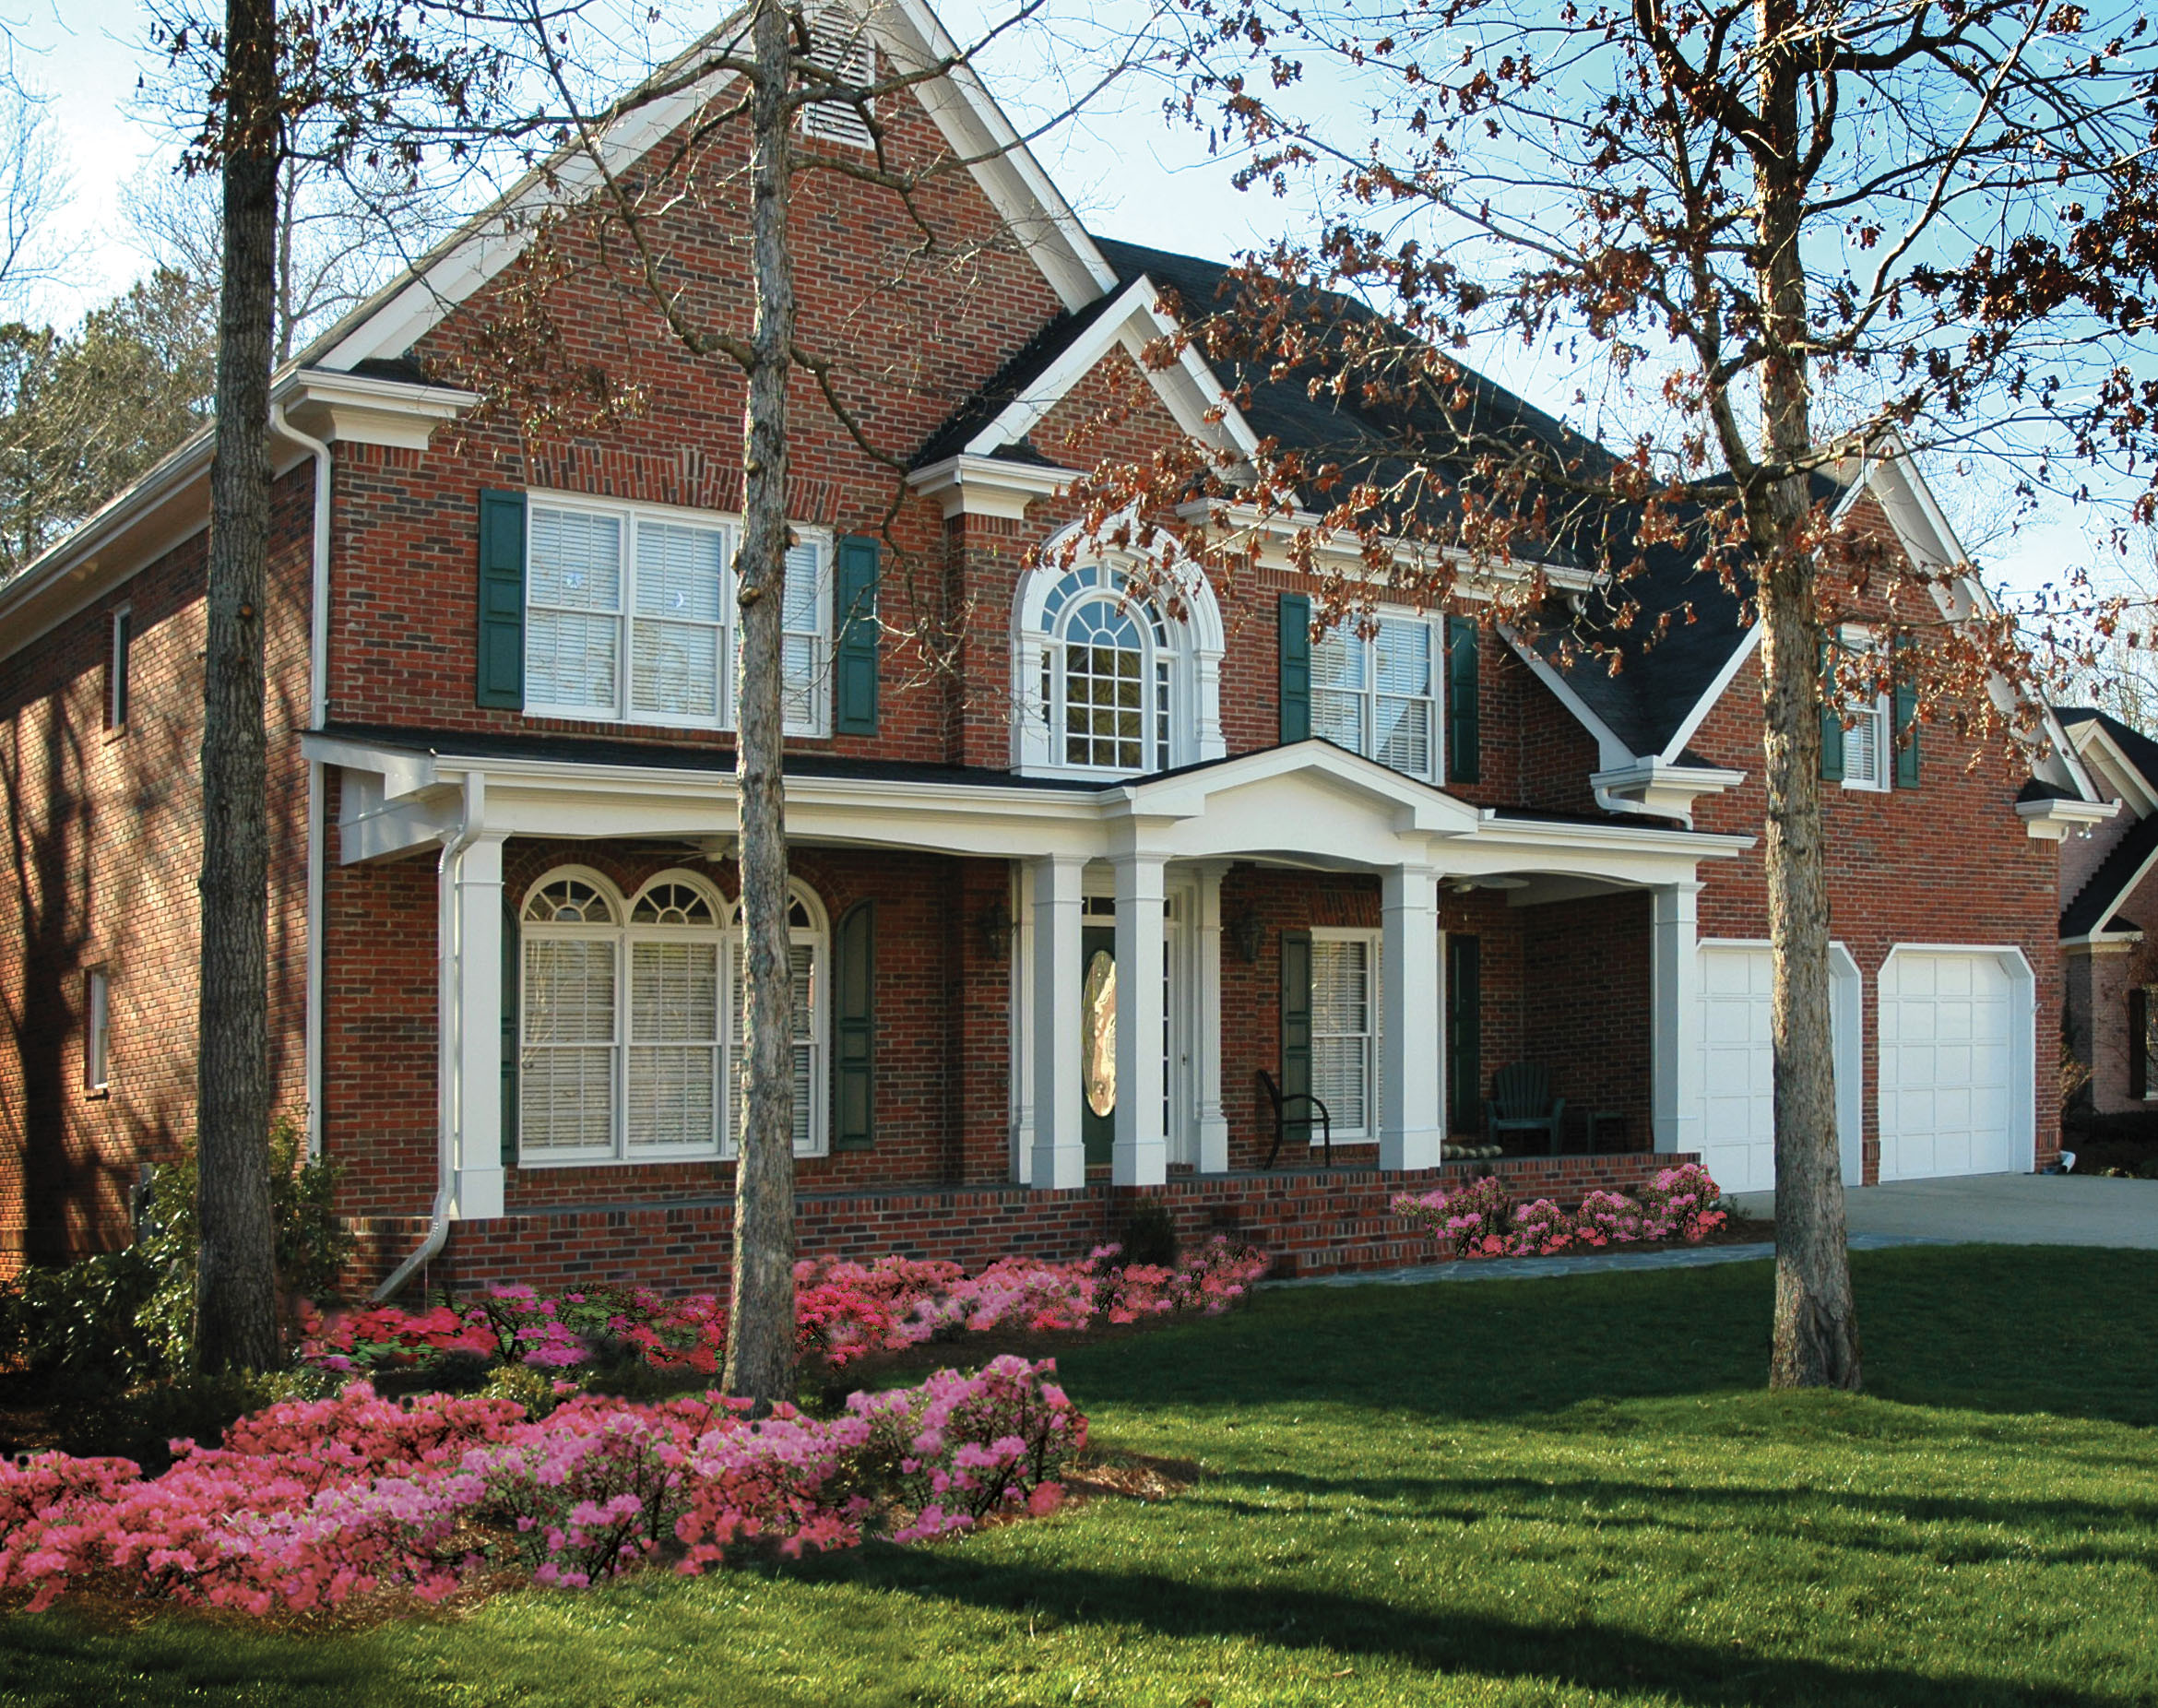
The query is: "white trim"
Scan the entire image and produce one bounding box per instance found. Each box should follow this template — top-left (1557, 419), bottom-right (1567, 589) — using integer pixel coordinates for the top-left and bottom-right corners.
top-left (2064, 715), bottom-right (2158, 818)
top-left (2017, 795), bottom-right (2116, 841)
top-left (106, 605), bottom-right (132, 731)
top-left (83, 967), bottom-right (110, 1094)
top-left (907, 453), bottom-right (1076, 520)
top-left (1876, 943), bottom-right (2036, 1181)
top-left (1590, 759), bottom-right (1747, 827)
top-left (961, 275), bottom-right (1260, 466)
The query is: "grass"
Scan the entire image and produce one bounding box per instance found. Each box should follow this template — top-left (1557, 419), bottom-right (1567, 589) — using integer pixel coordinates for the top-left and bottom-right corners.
top-left (5, 1243), bottom-right (2158, 1706)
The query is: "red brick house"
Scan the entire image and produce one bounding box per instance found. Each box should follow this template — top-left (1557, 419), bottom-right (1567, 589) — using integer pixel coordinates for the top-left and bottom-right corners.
top-left (2055, 707), bottom-right (2158, 1116)
top-left (0, 1), bottom-right (2110, 1288)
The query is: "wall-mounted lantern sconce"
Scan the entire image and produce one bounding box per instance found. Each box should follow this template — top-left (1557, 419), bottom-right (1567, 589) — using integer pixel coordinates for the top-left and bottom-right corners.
top-left (1229, 907), bottom-right (1264, 964)
top-left (978, 899), bottom-right (1013, 961)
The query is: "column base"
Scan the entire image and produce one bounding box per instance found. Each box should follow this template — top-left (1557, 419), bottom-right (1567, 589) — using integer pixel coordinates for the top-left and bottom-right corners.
top-left (454, 1167), bottom-right (505, 1220)
top-left (1112, 1140), bottom-right (1168, 1188)
top-left (1378, 1125), bottom-right (1442, 1171)
top-left (1031, 1142), bottom-right (1086, 1192)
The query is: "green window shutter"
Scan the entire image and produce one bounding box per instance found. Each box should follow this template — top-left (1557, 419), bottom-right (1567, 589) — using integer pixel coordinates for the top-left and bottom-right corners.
top-left (833, 901), bottom-right (876, 1149)
top-left (1446, 615), bottom-right (1480, 785)
top-left (1891, 640), bottom-right (1919, 789)
top-left (1447, 933), bottom-right (1482, 1133)
top-left (501, 898), bottom-right (520, 1167)
top-left (2132, 987), bottom-right (2149, 1102)
top-left (834, 535), bottom-right (881, 736)
top-left (1818, 639), bottom-right (1845, 782)
top-left (476, 488), bottom-right (527, 709)
top-left (1281, 929), bottom-right (1312, 1145)
top-left (1279, 593), bottom-right (1311, 743)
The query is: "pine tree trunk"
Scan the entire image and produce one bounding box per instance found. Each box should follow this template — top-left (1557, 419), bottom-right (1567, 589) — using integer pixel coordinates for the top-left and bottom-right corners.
top-left (1751, 0), bottom-right (1861, 1391)
top-left (195, 0), bottom-right (281, 1373)
top-left (723, 0), bottom-right (799, 1406)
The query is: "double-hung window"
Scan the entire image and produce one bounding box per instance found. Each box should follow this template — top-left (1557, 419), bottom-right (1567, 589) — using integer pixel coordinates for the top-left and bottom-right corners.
top-left (1310, 614), bottom-right (1440, 781)
top-left (1310, 931), bottom-right (1380, 1139)
top-left (1835, 626), bottom-right (1891, 792)
top-left (523, 497), bottom-right (832, 735)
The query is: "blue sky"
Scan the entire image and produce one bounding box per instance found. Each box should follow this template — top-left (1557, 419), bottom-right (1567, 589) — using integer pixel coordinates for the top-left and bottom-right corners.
top-left (1, 0), bottom-right (2128, 606)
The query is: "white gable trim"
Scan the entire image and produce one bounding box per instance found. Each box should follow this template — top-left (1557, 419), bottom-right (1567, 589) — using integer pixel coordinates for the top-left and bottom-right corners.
top-left (1656, 624), bottom-right (1761, 765)
top-left (2066, 715), bottom-right (2158, 819)
top-left (961, 275), bottom-right (1260, 465)
top-left (309, 2), bottom-right (1117, 375)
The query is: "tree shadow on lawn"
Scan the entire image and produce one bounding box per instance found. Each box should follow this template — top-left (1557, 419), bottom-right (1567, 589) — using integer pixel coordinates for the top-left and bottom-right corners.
top-left (1184, 1465), bottom-right (2158, 1572)
top-left (802, 1547), bottom-right (2139, 1708)
top-left (1049, 1246), bottom-right (2158, 1429)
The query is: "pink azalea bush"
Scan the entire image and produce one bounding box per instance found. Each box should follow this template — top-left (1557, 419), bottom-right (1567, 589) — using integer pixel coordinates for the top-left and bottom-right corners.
top-left (302, 1239), bottom-right (1271, 1381)
top-left (798, 1237), bottom-right (1271, 1368)
top-left (1393, 1165), bottom-right (1727, 1260)
top-left (0, 1356), bottom-right (1082, 1616)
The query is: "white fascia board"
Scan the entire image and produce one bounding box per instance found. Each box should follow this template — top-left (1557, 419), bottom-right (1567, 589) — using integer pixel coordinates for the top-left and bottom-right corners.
top-left (1656, 623), bottom-right (1762, 765)
top-left (1852, 441), bottom-right (2103, 805)
top-left (1497, 624), bottom-right (1636, 771)
top-left (312, 2), bottom-right (1120, 374)
top-left (2066, 718), bottom-right (2158, 819)
top-left (885, 0), bottom-right (1116, 312)
top-left (907, 453), bottom-right (1078, 519)
top-left (964, 277), bottom-right (1258, 464)
top-left (1173, 498), bottom-right (1595, 597)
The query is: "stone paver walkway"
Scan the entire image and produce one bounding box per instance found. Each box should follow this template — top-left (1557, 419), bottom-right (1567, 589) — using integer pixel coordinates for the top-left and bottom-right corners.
top-left (1269, 1231), bottom-right (1940, 1289)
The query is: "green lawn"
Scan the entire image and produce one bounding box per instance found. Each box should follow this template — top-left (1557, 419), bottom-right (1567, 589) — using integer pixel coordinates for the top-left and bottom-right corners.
top-left (6, 1244), bottom-right (2157, 1706)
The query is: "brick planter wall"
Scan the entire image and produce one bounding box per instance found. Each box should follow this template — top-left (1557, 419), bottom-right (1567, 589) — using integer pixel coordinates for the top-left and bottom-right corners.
top-left (347, 1150), bottom-right (1702, 1299)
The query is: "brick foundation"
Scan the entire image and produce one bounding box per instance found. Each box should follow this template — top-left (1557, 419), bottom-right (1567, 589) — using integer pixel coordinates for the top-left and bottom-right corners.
top-left (348, 1151), bottom-right (1702, 1299)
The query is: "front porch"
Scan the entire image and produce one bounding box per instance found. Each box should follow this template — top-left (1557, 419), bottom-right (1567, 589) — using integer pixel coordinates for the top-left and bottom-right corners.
top-left (313, 729), bottom-right (1749, 1289)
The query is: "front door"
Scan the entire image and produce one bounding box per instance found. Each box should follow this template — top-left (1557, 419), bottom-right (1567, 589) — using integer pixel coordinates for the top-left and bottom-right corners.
top-left (1080, 925), bottom-right (1117, 1165)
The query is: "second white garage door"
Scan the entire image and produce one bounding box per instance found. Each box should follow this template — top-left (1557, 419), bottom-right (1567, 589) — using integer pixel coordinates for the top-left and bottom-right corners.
top-left (1878, 950), bottom-right (2022, 1180)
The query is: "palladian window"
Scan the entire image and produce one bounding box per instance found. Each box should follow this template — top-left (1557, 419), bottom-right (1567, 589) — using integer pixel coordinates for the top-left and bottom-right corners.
top-left (516, 869), bottom-right (827, 1164)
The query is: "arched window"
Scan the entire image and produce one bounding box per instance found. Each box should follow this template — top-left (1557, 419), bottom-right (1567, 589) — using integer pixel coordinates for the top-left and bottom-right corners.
top-left (516, 867), bottom-right (828, 1164)
top-left (1013, 553), bottom-right (1226, 777)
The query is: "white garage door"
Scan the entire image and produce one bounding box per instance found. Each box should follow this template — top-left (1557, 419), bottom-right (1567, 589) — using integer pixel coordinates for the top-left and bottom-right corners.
top-left (1697, 944), bottom-right (1860, 1194)
top-left (1879, 951), bottom-right (2017, 1180)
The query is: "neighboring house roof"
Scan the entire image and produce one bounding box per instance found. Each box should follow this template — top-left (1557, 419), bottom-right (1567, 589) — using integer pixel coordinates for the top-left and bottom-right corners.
top-left (2056, 706), bottom-right (2158, 935)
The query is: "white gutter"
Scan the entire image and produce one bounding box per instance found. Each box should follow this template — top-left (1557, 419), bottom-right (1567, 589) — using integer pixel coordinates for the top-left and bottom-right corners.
top-left (270, 402), bottom-right (334, 1159)
top-left (373, 769), bottom-right (485, 1302)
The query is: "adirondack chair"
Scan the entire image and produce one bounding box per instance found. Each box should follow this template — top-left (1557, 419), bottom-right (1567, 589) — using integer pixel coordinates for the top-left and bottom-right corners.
top-left (1259, 1069), bottom-right (1334, 1169)
top-left (1484, 1063), bottom-right (1567, 1155)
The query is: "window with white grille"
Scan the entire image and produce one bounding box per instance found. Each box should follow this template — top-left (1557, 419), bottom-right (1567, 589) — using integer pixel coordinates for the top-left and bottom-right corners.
top-left (800, 18), bottom-right (874, 149)
top-left (517, 870), bottom-right (828, 1165)
top-left (524, 497), bottom-right (831, 735)
top-left (1310, 613), bottom-right (1440, 781)
top-left (1310, 931), bottom-right (1379, 1139)
top-left (1836, 626), bottom-right (1891, 792)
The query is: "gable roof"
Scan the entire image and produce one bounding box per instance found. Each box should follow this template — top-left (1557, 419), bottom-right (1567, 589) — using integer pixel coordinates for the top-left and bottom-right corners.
top-left (2055, 706), bottom-right (2158, 936)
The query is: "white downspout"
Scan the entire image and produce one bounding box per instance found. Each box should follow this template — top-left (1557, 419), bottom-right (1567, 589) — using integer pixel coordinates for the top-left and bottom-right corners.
top-left (269, 402), bottom-right (333, 1160)
top-left (374, 770), bottom-right (485, 1302)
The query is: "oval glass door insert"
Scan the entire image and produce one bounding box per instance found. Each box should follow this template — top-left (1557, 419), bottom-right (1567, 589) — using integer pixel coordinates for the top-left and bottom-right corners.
top-left (1083, 949), bottom-right (1118, 1118)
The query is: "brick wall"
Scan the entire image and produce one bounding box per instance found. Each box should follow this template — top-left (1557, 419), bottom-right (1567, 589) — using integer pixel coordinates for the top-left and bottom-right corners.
top-left (0, 466), bottom-right (316, 1265)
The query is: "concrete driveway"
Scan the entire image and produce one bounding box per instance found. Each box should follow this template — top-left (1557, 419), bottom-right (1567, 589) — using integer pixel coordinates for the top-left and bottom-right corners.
top-left (1728, 1172), bottom-right (2158, 1248)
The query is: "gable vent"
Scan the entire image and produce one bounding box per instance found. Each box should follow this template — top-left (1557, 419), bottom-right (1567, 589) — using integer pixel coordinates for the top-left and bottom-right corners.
top-left (800, 18), bottom-right (875, 150)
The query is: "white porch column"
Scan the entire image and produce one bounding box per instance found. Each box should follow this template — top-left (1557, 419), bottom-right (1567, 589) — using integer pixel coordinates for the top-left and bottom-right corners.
top-left (1652, 879), bottom-right (1704, 1155)
top-left (1193, 862), bottom-right (1231, 1173)
top-left (1379, 863), bottom-right (1443, 1171)
top-left (1113, 850), bottom-right (1169, 1186)
top-left (1030, 854), bottom-right (1086, 1190)
top-left (447, 832), bottom-right (507, 1219)
top-left (1010, 863), bottom-right (1036, 1183)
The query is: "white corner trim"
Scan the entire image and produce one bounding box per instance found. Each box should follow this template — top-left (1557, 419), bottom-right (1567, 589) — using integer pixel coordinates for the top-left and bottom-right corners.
top-left (2017, 796), bottom-right (2117, 841)
top-left (281, 371), bottom-right (482, 450)
top-left (1592, 759), bottom-right (1748, 827)
top-left (907, 453), bottom-right (1076, 519)
top-left (1497, 623), bottom-right (1635, 771)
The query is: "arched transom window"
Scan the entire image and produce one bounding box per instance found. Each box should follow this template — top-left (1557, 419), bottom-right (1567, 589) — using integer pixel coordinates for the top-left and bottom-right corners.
top-left (516, 868), bottom-right (827, 1165)
top-left (1014, 553), bottom-right (1226, 779)
top-left (1040, 566), bottom-right (1170, 773)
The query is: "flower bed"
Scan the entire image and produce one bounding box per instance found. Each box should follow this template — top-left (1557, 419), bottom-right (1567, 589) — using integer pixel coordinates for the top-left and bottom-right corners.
top-left (0, 1356), bottom-right (1082, 1617)
top-left (302, 1238), bottom-right (1271, 1380)
top-left (1393, 1164), bottom-right (1727, 1260)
